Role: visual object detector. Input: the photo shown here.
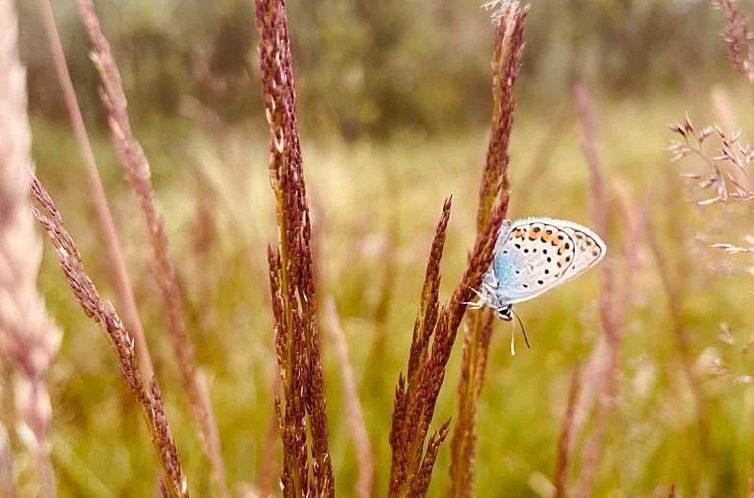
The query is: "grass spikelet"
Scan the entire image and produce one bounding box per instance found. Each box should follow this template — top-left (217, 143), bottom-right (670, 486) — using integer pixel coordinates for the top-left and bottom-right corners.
top-left (255, 0), bottom-right (335, 495)
top-left (73, 1), bottom-right (228, 495)
top-left (389, 190), bottom-right (507, 497)
top-left (0, 1), bottom-right (60, 495)
top-left (30, 175), bottom-right (188, 498)
top-left (447, 3), bottom-right (528, 497)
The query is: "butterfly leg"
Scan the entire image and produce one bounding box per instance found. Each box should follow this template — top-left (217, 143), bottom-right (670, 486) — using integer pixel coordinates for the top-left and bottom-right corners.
top-left (463, 286), bottom-right (488, 309)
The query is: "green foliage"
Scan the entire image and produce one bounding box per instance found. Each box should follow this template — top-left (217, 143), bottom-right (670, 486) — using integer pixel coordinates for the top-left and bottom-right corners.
top-left (16, 0), bottom-right (749, 137)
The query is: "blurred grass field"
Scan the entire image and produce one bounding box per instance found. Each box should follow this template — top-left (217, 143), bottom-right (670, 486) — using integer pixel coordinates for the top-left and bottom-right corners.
top-left (16, 82), bottom-right (754, 497)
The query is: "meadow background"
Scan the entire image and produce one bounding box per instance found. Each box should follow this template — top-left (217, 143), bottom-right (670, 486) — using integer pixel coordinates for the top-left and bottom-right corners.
top-left (6, 0), bottom-right (754, 497)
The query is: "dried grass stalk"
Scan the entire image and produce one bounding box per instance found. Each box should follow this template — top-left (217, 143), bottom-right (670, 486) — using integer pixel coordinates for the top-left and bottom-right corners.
top-left (34, 0), bottom-right (154, 379)
top-left (447, 3), bottom-right (528, 497)
top-left (388, 193), bottom-right (508, 498)
top-left (553, 363), bottom-right (582, 498)
top-left (73, 1), bottom-right (228, 495)
top-left (0, 2), bottom-right (61, 496)
top-left (256, 0), bottom-right (335, 495)
top-left (30, 175), bottom-right (189, 498)
top-left (572, 82), bottom-right (623, 498)
top-left (325, 299), bottom-right (374, 498)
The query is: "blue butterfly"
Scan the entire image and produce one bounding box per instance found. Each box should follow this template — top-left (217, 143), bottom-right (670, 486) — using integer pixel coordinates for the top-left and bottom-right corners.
top-left (469, 217), bottom-right (606, 353)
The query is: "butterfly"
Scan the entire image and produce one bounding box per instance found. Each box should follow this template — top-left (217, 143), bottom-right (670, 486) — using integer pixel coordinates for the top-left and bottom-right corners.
top-left (468, 217), bottom-right (606, 354)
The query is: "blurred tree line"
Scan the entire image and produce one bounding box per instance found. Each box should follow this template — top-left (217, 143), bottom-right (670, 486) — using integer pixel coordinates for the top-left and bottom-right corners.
top-left (16, 0), bottom-right (746, 138)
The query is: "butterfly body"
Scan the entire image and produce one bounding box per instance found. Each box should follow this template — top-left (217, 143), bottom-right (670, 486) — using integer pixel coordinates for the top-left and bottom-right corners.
top-left (471, 217), bottom-right (606, 321)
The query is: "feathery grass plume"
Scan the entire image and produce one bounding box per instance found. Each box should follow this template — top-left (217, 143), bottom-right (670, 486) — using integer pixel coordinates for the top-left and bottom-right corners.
top-left (325, 299), bottom-right (374, 498)
top-left (29, 175), bottom-right (189, 498)
top-left (388, 193), bottom-right (508, 498)
top-left (34, 0), bottom-right (154, 380)
top-left (0, 1), bottom-right (61, 495)
top-left (572, 82), bottom-right (624, 498)
top-left (669, 117), bottom-right (754, 204)
top-left (447, 3), bottom-right (527, 497)
top-left (713, 0), bottom-right (754, 84)
top-left (255, 0), bottom-right (335, 495)
top-left (73, 2), bottom-right (229, 495)
top-left (552, 363), bottom-right (582, 498)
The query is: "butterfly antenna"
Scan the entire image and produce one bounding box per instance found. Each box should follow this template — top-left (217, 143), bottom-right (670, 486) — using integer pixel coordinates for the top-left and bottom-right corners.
top-left (512, 308), bottom-right (531, 349)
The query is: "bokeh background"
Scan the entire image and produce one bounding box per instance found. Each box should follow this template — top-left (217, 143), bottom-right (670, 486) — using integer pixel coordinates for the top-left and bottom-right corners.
top-left (8, 0), bottom-right (754, 496)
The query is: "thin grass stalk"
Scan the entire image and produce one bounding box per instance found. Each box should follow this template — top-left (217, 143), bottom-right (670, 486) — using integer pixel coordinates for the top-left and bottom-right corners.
top-left (553, 363), bottom-right (582, 498)
top-left (325, 299), bottom-right (374, 498)
top-left (370, 205), bottom-right (400, 360)
top-left (0, 2), bottom-right (61, 496)
top-left (256, 376), bottom-right (281, 498)
top-left (642, 208), bottom-right (709, 451)
top-left (34, 0), bottom-right (154, 380)
top-left (388, 192), bottom-right (508, 498)
top-left (516, 108), bottom-right (571, 213)
top-left (73, 2), bottom-right (228, 496)
top-left (255, 0), bottom-right (335, 495)
top-left (447, 4), bottom-right (528, 497)
top-left (572, 82), bottom-right (622, 498)
top-left (30, 175), bottom-right (188, 498)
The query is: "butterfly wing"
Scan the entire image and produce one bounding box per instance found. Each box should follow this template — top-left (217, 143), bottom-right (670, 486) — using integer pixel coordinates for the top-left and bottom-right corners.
top-left (488, 217), bottom-right (605, 305)
top-left (557, 220), bottom-right (607, 283)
